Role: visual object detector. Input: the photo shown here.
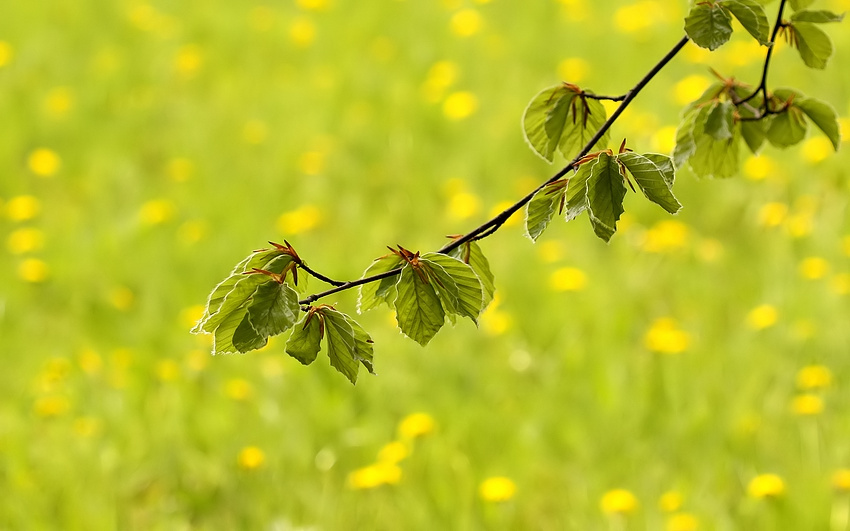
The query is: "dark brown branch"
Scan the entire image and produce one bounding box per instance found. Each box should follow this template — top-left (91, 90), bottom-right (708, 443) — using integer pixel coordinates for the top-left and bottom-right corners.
top-left (738, 0), bottom-right (788, 106)
top-left (584, 93), bottom-right (627, 102)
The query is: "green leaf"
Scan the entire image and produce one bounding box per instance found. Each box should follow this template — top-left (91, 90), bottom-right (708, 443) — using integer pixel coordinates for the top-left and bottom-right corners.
top-left (767, 106), bottom-right (809, 147)
top-left (447, 241), bottom-right (495, 308)
top-left (721, 0), bottom-right (771, 44)
top-left (688, 103), bottom-right (741, 179)
top-left (421, 252), bottom-right (485, 322)
top-left (704, 100), bottom-right (735, 140)
top-left (735, 91), bottom-right (768, 154)
top-left (320, 308), bottom-right (361, 384)
top-left (525, 181), bottom-right (566, 241)
top-left (196, 275), bottom-right (265, 334)
top-left (564, 163), bottom-right (594, 222)
top-left (523, 85), bottom-right (577, 162)
top-left (394, 264), bottom-right (445, 346)
top-left (791, 9), bottom-right (844, 23)
top-left (357, 254), bottom-right (404, 313)
top-left (213, 304), bottom-right (252, 355)
top-left (685, 3), bottom-right (734, 50)
top-left (585, 153), bottom-right (627, 242)
top-left (789, 0), bottom-right (817, 10)
top-left (340, 312), bottom-right (375, 374)
top-left (673, 107), bottom-right (701, 168)
top-left (232, 314), bottom-right (268, 353)
top-left (285, 315), bottom-right (322, 366)
top-left (797, 97), bottom-right (841, 150)
top-left (617, 152), bottom-right (682, 214)
top-left (557, 96), bottom-right (610, 160)
top-left (791, 22), bottom-right (834, 69)
top-left (244, 281), bottom-right (301, 339)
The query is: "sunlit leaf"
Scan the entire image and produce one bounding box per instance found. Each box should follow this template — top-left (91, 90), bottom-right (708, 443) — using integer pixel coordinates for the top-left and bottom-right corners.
top-left (767, 106), bottom-right (809, 147)
top-left (789, 0), bottom-right (817, 10)
top-left (213, 305), bottom-right (252, 355)
top-left (564, 163), bottom-right (594, 222)
top-left (243, 281), bottom-right (300, 340)
top-left (585, 153), bottom-right (627, 242)
top-left (617, 152), bottom-right (682, 214)
top-left (357, 254), bottom-right (404, 313)
top-left (685, 3), bottom-right (734, 50)
top-left (557, 96), bottom-right (610, 160)
top-left (791, 22), bottom-right (833, 69)
top-left (232, 314), bottom-right (268, 353)
top-left (797, 97), bottom-right (841, 150)
top-left (394, 264), bottom-right (445, 346)
top-left (673, 107), bottom-right (701, 168)
top-left (735, 90), bottom-right (768, 154)
top-left (447, 241), bottom-right (495, 308)
top-left (319, 307), bottom-right (360, 384)
top-left (523, 85), bottom-right (577, 162)
top-left (285, 315), bottom-right (322, 366)
top-left (704, 100), bottom-right (735, 140)
top-left (340, 312), bottom-right (375, 374)
top-left (721, 0), bottom-right (771, 45)
top-left (790, 9), bottom-right (844, 23)
top-left (688, 103), bottom-right (741, 179)
top-left (421, 252), bottom-right (484, 322)
top-left (525, 181), bottom-right (566, 241)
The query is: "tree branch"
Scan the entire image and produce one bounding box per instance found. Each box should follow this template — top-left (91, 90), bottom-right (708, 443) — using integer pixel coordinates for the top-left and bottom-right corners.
top-left (298, 34), bottom-right (691, 307)
top-left (738, 0), bottom-right (788, 107)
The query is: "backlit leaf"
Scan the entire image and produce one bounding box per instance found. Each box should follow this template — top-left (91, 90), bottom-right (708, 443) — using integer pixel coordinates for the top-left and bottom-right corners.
top-left (790, 10), bottom-right (844, 23)
top-left (797, 97), bottom-right (841, 150)
top-left (789, 0), bottom-right (816, 10)
top-left (285, 315), bottom-right (322, 366)
top-left (791, 22), bottom-right (833, 69)
top-left (394, 264), bottom-right (445, 346)
top-left (525, 181), bottom-right (566, 241)
top-left (448, 241), bottom-right (495, 308)
top-left (585, 153), bottom-right (627, 242)
top-left (244, 281), bottom-right (301, 340)
top-left (688, 103), bottom-right (741, 179)
top-left (564, 163), bottom-right (594, 222)
top-left (357, 254), bottom-right (404, 313)
top-left (767, 106), bottom-right (809, 147)
top-left (557, 96), bottom-right (610, 160)
top-left (340, 312), bottom-right (375, 374)
top-left (721, 0), bottom-right (771, 45)
top-left (704, 100), bottom-right (735, 140)
top-left (421, 252), bottom-right (485, 322)
top-left (523, 85), bottom-right (577, 162)
top-left (685, 3), bottom-right (734, 50)
top-left (617, 152), bottom-right (682, 214)
top-left (320, 307), bottom-right (360, 384)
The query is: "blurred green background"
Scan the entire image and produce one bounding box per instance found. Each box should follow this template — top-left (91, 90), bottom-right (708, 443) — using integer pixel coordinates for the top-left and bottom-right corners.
top-left (2, 0), bottom-right (850, 529)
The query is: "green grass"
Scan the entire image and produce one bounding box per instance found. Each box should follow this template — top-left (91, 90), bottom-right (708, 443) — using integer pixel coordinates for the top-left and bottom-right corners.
top-left (2, 0), bottom-right (850, 529)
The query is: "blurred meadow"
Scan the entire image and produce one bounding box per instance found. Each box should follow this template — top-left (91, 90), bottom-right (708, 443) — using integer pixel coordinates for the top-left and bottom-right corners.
top-left (2, 0), bottom-right (850, 529)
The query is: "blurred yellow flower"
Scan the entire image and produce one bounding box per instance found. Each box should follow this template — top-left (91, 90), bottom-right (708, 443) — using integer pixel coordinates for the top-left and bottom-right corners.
top-left (785, 212), bottom-right (813, 238)
top-left (398, 412), bottom-right (436, 440)
top-left (791, 393), bottom-right (824, 416)
top-left (139, 199), bottom-right (176, 225)
top-left (743, 156), bottom-right (776, 181)
top-left (644, 318), bottom-right (691, 354)
top-left (18, 258), bottom-right (50, 283)
top-left (799, 257), bottom-right (830, 280)
top-left (549, 267), bottom-right (587, 292)
top-left (447, 191), bottom-right (482, 220)
top-left (290, 17), bottom-right (316, 47)
top-left (696, 238), bottom-right (724, 263)
top-left (421, 60), bottom-right (459, 102)
top-left (238, 446), bottom-right (266, 470)
top-left (348, 462), bottom-right (402, 489)
top-left (557, 57), bottom-right (588, 82)
top-left (174, 44), bottom-right (203, 78)
top-left (108, 286), bottom-right (134, 310)
top-left (600, 488), bottom-right (639, 514)
top-left (488, 200), bottom-right (521, 227)
top-left (536, 240), bottom-right (565, 263)
top-left (479, 476), bottom-right (516, 502)
top-left (747, 473), bottom-right (785, 499)
top-left (641, 220), bottom-right (689, 253)
top-left (44, 87), bottom-right (74, 118)
top-left (831, 273), bottom-right (850, 295)
top-left (178, 219), bottom-right (208, 244)
top-left (34, 395), bottom-right (71, 418)
top-left (298, 151), bottom-right (325, 175)
top-left (683, 43), bottom-right (712, 64)
top-left (673, 75), bottom-right (711, 106)
top-left (443, 91), bottom-right (478, 120)
top-left (481, 308), bottom-right (512, 336)
top-left (832, 469), bottom-right (850, 491)
top-left (652, 125), bottom-right (678, 154)
top-left (7, 228), bottom-right (45, 254)
top-left (801, 136), bottom-right (834, 164)
top-left (377, 441), bottom-right (409, 464)
top-left (277, 205), bottom-right (322, 234)
top-left (186, 349), bottom-right (209, 372)
top-left (297, 0), bottom-right (330, 10)
top-left (156, 359), bottom-right (180, 382)
top-left (181, 305), bottom-right (206, 329)
top-left (167, 157), bottom-right (195, 181)
top-left (77, 348), bottom-right (103, 375)
top-left (746, 304), bottom-right (778, 330)
top-left (225, 378), bottom-right (254, 401)
top-left (658, 490), bottom-right (683, 512)
top-left (28, 148), bottom-right (61, 177)
top-left (242, 119), bottom-right (268, 144)
top-left (450, 9), bottom-right (482, 37)
top-left (758, 202), bottom-right (787, 227)
top-left (0, 41), bottom-right (12, 67)
top-left (614, 1), bottom-right (667, 33)
top-left (73, 416), bottom-right (101, 438)
top-left (667, 512), bottom-right (699, 531)
top-left (722, 39), bottom-right (763, 67)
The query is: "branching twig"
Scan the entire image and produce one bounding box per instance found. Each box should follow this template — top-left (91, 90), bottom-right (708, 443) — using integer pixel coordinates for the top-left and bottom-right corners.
top-left (738, 0), bottom-right (788, 107)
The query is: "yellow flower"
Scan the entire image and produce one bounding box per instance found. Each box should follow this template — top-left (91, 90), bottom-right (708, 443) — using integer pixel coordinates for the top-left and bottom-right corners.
top-left (44, 87), bottom-right (74, 118)
top-left (652, 125), bottom-right (678, 154)
top-left (743, 156), bottom-right (777, 181)
top-left (801, 136), bottom-right (834, 164)
top-left (797, 365), bottom-right (833, 390)
top-left (377, 441), bottom-right (409, 464)
top-left (644, 318), bottom-right (690, 354)
top-left (28, 148), bottom-right (61, 177)
top-left (479, 476), bottom-right (516, 502)
top-left (673, 75), bottom-right (711, 105)
top-left (443, 91), bottom-right (478, 120)
top-left (139, 199), bottom-right (176, 225)
top-left (641, 220), bottom-right (689, 253)
top-left (167, 157), bottom-right (195, 181)
top-left (224, 378), bottom-right (254, 401)
top-left (791, 393), bottom-right (824, 416)
top-left (614, 1), bottom-right (667, 33)
top-left (290, 17), bottom-right (316, 47)
top-left (600, 488), bottom-right (639, 515)
top-left (174, 44), bottom-right (203, 78)
top-left (481, 308), bottom-right (512, 336)
top-left (549, 267), bottom-right (587, 292)
top-left (747, 473), bottom-right (785, 499)
top-left (348, 462), bottom-right (402, 489)
top-left (658, 490), bottom-right (683, 512)
top-left (746, 304), bottom-right (778, 330)
top-left (0, 40), bottom-right (12, 67)
top-left (557, 57), bottom-right (588, 82)
top-left (277, 205), bottom-right (322, 234)
top-left (237, 446), bottom-right (266, 470)
top-left (18, 258), bottom-right (50, 283)
top-left (799, 257), bottom-right (830, 280)
top-left (447, 191), bottom-right (482, 220)
top-left (34, 395), bottom-right (71, 418)
top-left (450, 9), bottom-right (482, 37)
top-left (77, 348), bottom-right (103, 375)
top-left (832, 469), bottom-right (850, 491)
top-left (398, 412), bottom-right (436, 440)
top-left (421, 60), bottom-right (459, 102)
top-left (242, 119), bottom-right (268, 144)
top-left (156, 359), bottom-right (180, 382)
top-left (7, 228), bottom-right (45, 254)
top-left (297, 0), bottom-right (330, 10)
top-left (4, 195), bottom-right (41, 221)
top-left (666, 512), bottom-right (699, 531)
top-left (758, 202), bottom-right (788, 227)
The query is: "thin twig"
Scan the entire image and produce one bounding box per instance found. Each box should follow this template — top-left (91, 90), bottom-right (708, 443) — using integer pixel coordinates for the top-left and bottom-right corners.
top-left (738, 0), bottom-right (787, 106)
top-left (584, 93), bottom-right (627, 101)
top-left (297, 262), bottom-right (346, 287)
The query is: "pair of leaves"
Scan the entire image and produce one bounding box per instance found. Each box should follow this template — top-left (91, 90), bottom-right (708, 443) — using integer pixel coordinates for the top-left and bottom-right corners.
top-left (285, 305), bottom-right (374, 385)
top-left (685, 0), bottom-right (771, 51)
top-left (523, 83), bottom-right (610, 162)
top-left (526, 151), bottom-right (680, 243)
top-left (358, 244), bottom-right (494, 346)
top-left (784, 10), bottom-right (845, 69)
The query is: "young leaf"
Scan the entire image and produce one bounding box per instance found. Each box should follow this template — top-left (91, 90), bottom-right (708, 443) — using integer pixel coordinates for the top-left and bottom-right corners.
top-left (285, 314), bottom-right (322, 366)
top-left (673, 107), bottom-right (701, 168)
top-left (790, 10), bottom-right (845, 23)
top-left (232, 314), bottom-right (268, 353)
top-left (790, 22), bottom-right (834, 69)
top-left (564, 163), bottom-right (594, 222)
top-left (357, 254), bottom-right (404, 313)
top-left (320, 307), bottom-right (361, 384)
top-left (557, 96), bottom-right (610, 160)
top-left (721, 0), bottom-right (771, 45)
top-left (766, 106), bottom-right (809, 147)
top-left (704, 100), bottom-right (735, 140)
top-left (585, 153), bottom-right (627, 242)
top-left (617, 152), bottom-right (682, 214)
top-left (796, 97), bottom-right (841, 150)
top-left (523, 85), bottom-right (577, 162)
top-left (213, 305), bottom-right (252, 355)
top-left (421, 252), bottom-right (485, 322)
top-left (789, 0), bottom-right (816, 10)
top-left (243, 280), bottom-right (301, 339)
top-left (394, 264), bottom-right (445, 346)
top-left (196, 274), bottom-right (266, 334)
top-left (735, 91), bottom-right (768, 154)
top-left (684, 3), bottom-right (734, 50)
top-left (340, 312), bottom-right (375, 374)
top-left (525, 180), bottom-right (566, 242)
top-left (447, 241), bottom-right (495, 307)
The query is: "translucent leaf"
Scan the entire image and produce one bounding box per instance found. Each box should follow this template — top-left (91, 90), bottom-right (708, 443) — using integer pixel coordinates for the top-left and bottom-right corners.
top-left (448, 241), bottom-right (495, 308)
top-left (789, 0), bottom-right (816, 10)
top-left (394, 265), bottom-right (445, 346)
top-left (357, 254), bottom-right (404, 313)
top-left (673, 107), bottom-right (701, 168)
top-left (704, 100), bottom-right (735, 140)
top-left (797, 97), bottom-right (841, 151)
top-left (585, 154), bottom-right (627, 242)
top-left (688, 103), bottom-right (741, 179)
top-left (790, 9), bottom-right (844, 23)
top-left (525, 181), bottom-right (566, 241)
top-left (735, 91), bottom-right (768, 154)
top-left (340, 312), bottom-right (375, 374)
top-left (557, 97), bottom-right (610, 160)
top-left (244, 281), bottom-right (301, 340)
top-left (523, 85), bottom-right (578, 162)
top-left (617, 152), bottom-right (682, 214)
top-left (767, 106), bottom-right (809, 147)
top-left (791, 22), bottom-right (833, 69)
top-left (319, 308), bottom-right (360, 384)
top-left (685, 3), bottom-right (734, 50)
top-left (721, 0), bottom-right (771, 44)
top-left (285, 315), bottom-right (322, 366)
top-left (232, 314), bottom-right (268, 353)
top-left (564, 163), bottom-right (594, 222)
top-left (421, 252), bottom-right (485, 322)
top-left (213, 305), bottom-right (252, 355)
top-left (196, 275), bottom-right (265, 334)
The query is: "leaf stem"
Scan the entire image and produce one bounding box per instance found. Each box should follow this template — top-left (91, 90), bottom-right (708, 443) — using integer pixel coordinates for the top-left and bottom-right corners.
top-left (298, 34), bottom-right (691, 306)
